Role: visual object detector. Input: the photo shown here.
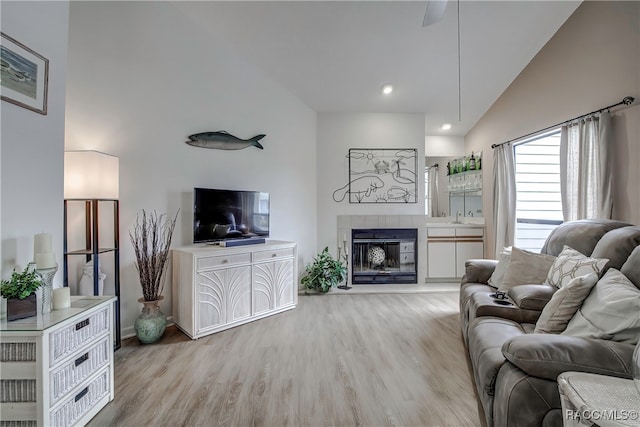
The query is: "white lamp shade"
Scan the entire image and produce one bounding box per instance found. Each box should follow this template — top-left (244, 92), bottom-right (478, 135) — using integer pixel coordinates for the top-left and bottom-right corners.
top-left (64, 151), bottom-right (119, 199)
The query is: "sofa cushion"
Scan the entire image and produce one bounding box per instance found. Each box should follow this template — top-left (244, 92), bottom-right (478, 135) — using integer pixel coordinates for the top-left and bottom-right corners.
top-left (591, 225), bottom-right (640, 272)
top-left (562, 268), bottom-right (640, 344)
top-left (502, 333), bottom-right (635, 381)
top-left (544, 246), bottom-right (608, 289)
top-left (468, 317), bottom-right (529, 423)
top-left (534, 273), bottom-right (598, 334)
top-left (621, 246), bottom-right (640, 290)
top-left (500, 247), bottom-right (556, 291)
top-left (508, 284), bottom-right (556, 311)
top-left (541, 219), bottom-right (631, 257)
top-left (462, 259), bottom-right (498, 286)
top-left (488, 247), bottom-right (511, 289)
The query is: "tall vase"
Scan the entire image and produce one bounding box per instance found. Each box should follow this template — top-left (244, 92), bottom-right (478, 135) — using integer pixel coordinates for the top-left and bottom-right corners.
top-left (633, 342), bottom-right (640, 395)
top-left (36, 264), bottom-right (57, 314)
top-left (134, 296), bottom-right (167, 344)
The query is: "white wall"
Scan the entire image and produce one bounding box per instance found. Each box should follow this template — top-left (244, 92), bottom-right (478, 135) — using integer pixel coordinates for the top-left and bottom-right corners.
top-left (316, 112), bottom-right (425, 254)
top-left (425, 135), bottom-right (464, 157)
top-left (65, 2), bottom-right (317, 337)
top-left (1, 2), bottom-right (69, 286)
top-left (465, 1), bottom-right (640, 257)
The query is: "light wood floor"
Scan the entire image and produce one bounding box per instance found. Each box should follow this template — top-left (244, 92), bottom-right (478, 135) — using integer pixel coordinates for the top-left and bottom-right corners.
top-left (89, 293), bottom-right (481, 427)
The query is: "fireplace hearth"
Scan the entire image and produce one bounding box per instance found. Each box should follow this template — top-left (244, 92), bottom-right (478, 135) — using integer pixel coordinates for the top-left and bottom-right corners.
top-left (351, 228), bottom-right (417, 284)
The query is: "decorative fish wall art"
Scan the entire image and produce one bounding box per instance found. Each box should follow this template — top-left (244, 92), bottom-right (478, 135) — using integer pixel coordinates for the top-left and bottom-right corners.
top-left (185, 131), bottom-right (266, 150)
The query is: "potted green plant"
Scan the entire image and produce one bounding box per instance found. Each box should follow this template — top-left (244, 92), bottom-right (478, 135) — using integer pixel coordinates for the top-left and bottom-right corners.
top-left (129, 209), bottom-right (178, 343)
top-left (1, 264), bottom-right (42, 321)
top-left (301, 247), bottom-right (347, 293)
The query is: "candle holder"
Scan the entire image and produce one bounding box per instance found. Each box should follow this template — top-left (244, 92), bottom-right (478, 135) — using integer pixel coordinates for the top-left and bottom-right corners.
top-left (337, 240), bottom-right (351, 290)
top-left (36, 264), bottom-right (58, 314)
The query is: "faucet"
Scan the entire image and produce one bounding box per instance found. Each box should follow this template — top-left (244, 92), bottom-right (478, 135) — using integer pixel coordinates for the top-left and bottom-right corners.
top-left (456, 211), bottom-right (462, 223)
top-left (468, 210), bottom-right (474, 217)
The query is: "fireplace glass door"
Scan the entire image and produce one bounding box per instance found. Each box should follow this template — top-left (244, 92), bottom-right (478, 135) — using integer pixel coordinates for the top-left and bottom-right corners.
top-left (351, 229), bottom-right (417, 284)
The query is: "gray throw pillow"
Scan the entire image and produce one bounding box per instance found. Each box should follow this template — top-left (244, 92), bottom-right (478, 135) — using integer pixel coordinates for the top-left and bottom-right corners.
top-left (562, 268), bottom-right (640, 344)
top-left (499, 247), bottom-right (556, 292)
top-left (545, 245), bottom-right (608, 289)
top-left (534, 273), bottom-right (598, 334)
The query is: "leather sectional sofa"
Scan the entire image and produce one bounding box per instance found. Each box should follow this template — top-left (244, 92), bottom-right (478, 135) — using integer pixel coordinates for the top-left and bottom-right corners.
top-left (459, 219), bottom-right (640, 427)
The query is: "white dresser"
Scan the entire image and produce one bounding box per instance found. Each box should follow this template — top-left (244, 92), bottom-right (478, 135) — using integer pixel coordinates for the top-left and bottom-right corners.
top-left (0, 296), bottom-right (116, 426)
top-left (172, 241), bottom-right (297, 339)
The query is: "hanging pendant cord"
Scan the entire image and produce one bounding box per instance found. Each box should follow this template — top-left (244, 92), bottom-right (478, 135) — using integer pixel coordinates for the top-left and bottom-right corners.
top-left (491, 96), bottom-right (635, 149)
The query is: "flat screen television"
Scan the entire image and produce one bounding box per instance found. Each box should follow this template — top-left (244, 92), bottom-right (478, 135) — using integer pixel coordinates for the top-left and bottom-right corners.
top-left (193, 188), bottom-right (270, 243)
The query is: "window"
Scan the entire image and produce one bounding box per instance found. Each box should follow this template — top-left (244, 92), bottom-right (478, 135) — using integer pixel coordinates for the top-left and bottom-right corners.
top-left (425, 167), bottom-right (431, 215)
top-left (514, 130), bottom-right (563, 252)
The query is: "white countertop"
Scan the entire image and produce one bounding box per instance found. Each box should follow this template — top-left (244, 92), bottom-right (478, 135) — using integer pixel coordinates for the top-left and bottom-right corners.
top-left (426, 219), bottom-right (484, 227)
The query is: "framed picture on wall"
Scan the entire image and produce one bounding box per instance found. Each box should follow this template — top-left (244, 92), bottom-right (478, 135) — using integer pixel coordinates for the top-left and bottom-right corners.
top-left (1, 32), bottom-right (49, 115)
top-left (347, 148), bottom-right (418, 203)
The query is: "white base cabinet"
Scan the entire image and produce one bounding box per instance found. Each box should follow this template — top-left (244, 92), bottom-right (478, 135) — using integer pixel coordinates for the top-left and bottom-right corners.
top-left (172, 241), bottom-right (297, 339)
top-left (426, 226), bottom-right (484, 280)
top-left (0, 296), bottom-right (116, 426)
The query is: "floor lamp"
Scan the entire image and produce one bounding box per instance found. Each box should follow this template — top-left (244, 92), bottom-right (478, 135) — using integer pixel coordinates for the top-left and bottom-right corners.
top-left (63, 150), bottom-right (121, 350)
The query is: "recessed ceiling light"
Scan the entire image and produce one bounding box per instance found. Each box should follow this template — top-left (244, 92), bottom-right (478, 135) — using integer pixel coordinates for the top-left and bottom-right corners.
top-left (382, 84), bottom-right (393, 95)
top-left (442, 123), bottom-right (452, 130)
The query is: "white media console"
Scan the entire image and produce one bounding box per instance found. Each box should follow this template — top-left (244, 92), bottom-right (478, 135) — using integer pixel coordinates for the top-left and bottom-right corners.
top-left (171, 240), bottom-right (297, 339)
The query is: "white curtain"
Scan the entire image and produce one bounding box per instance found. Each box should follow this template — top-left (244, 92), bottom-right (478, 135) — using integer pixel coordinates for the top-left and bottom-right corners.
top-left (427, 166), bottom-right (439, 217)
top-left (560, 111), bottom-right (613, 221)
top-left (493, 143), bottom-right (517, 259)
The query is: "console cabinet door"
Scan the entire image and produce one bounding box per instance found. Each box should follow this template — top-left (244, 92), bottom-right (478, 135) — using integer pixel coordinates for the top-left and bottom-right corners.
top-left (427, 241), bottom-right (456, 278)
top-left (252, 258), bottom-right (295, 315)
top-left (197, 265), bottom-right (251, 332)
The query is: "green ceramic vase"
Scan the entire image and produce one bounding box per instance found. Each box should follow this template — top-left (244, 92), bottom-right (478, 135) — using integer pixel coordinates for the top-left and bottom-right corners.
top-left (134, 296), bottom-right (167, 344)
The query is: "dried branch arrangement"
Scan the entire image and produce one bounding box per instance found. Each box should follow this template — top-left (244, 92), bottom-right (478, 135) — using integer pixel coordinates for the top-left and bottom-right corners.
top-left (129, 210), bottom-right (178, 301)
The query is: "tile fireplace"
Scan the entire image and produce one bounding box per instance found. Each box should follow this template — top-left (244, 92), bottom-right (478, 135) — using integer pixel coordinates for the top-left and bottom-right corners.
top-left (351, 228), bottom-right (418, 284)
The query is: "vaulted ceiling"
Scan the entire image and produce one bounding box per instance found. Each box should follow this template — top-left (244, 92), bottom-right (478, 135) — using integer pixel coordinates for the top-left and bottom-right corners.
top-left (173, 1), bottom-right (581, 136)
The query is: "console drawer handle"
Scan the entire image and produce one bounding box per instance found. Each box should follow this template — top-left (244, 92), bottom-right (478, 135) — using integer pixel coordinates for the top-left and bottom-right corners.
top-left (75, 353), bottom-right (89, 367)
top-left (75, 387), bottom-right (89, 402)
top-left (75, 319), bottom-right (90, 330)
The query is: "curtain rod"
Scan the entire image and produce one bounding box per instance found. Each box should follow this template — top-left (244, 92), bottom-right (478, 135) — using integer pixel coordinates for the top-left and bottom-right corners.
top-left (427, 163), bottom-right (439, 168)
top-left (491, 96), bottom-right (635, 149)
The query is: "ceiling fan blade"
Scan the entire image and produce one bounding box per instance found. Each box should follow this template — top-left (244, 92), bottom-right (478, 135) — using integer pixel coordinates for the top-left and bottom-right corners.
top-left (422, 0), bottom-right (448, 26)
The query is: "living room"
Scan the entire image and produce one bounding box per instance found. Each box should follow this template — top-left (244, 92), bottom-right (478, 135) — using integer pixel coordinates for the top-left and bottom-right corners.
top-left (1, 1), bottom-right (639, 426)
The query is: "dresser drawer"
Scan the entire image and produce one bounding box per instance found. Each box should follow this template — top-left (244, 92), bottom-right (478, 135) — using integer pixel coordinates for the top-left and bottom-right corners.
top-left (50, 336), bottom-right (110, 405)
top-left (455, 227), bottom-right (484, 238)
top-left (196, 253), bottom-right (251, 270)
top-left (49, 367), bottom-right (110, 427)
top-left (50, 307), bottom-right (110, 367)
top-left (427, 228), bottom-right (456, 237)
top-left (253, 247), bottom-right (294, 262)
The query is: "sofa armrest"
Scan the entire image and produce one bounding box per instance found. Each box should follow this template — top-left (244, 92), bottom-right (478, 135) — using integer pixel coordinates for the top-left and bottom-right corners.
top-left (502, 334), bottom-right (634, 381)
top-left (461, 259), bottom-right (498, 285)
top-left (508, 284), bottom-right (557, 311)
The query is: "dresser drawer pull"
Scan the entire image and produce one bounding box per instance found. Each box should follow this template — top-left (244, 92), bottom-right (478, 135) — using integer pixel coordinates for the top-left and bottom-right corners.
top-left (75, 319), bottom-right (90, 330)
top-left (272, 253), bottom-right (277, 258)
top-left (75, 352), bottom-right (89, 367)
top-left (75, 387), bottom-right (89, 402)
top-left (221, 259), bottom-right (228, 264)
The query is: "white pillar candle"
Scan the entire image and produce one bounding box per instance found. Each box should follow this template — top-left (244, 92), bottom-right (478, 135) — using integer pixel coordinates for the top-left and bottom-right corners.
top-left (53, 287), bottom-right (71, 310)
top-left (35, 252), bottom-right (56, 269)
top-left (34, 233), bottom-right (53, 261)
